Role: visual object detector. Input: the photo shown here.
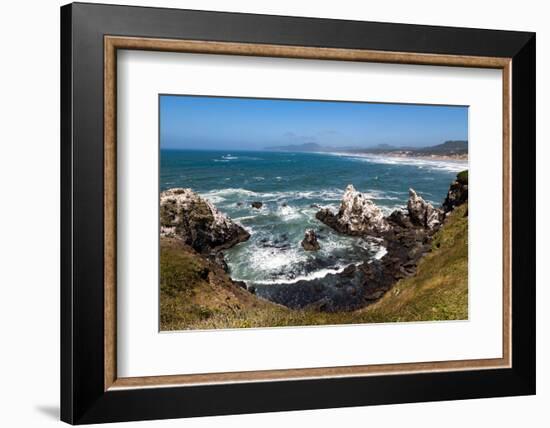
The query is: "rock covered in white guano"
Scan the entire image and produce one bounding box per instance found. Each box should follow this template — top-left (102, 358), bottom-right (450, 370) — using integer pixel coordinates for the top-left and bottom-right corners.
top-left (339, 185), bottom-right (391, 233)
top-left (160, 188), bottom-right (250, 253)
top-left (316, 185), bottom-right (390, 235)
top-left (407, 188), bottom-right (442, 230)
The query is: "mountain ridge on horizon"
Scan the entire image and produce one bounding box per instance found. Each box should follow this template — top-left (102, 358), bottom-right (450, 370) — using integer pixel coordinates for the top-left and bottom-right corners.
top-left (264, 140), bottom-right (468, 156)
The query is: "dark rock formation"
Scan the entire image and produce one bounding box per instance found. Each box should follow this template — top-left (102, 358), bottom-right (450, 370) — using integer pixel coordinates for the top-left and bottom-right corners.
top-left (208, 251), bottom-right (229, 272)
top-left (301, 180), bottom-right (466, 311)
top-left (257, 264), bottom-right (368, 311)
top-left (251, 201), bottom-right (263, 209)
top-left (233, 280), bottom-right (248, 290)
top-left (160, 188), bottom-right (250, 254)
top-left (443, 170), bottom-right (468, 213)
top-left (361, 226), bottom-right (432, 293)
top-left (386, 209), bottom-right (413, 229)
top-left (301, 229), bottom-right (321, 251)
top-left (315, 208), bottom-right (341, 232)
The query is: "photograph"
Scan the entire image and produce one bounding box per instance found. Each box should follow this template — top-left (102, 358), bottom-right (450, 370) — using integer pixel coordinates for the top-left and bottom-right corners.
top-left (159, 95), bottom-right (469, 331)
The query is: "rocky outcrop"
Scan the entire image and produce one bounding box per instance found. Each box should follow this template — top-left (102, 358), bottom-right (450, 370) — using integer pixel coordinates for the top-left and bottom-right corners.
top-left (407, 189), bottom-right (443, 230)
top-left (316, 184), bottom-right (441, 236)
top-left (386, 209), bottom-right (413, 229)
top-left (160, 188), bottom-right (250, 254)
top-left (316, 185), bottom-right (390, 235)
top-left (301, 229), bottom-right (321, 251)
top-left (300, 179), bottom-right (466, 311)
top-left (251, 201), bottom-right (263, 209)
top-left (443, 170), bottom-right (468, 213)
top-left (260, 263), bottom-right (368, 311)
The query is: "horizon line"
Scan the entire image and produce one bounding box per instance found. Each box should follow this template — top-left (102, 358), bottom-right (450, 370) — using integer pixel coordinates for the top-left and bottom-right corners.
top-left (161, 139), bottom-right (468, 151)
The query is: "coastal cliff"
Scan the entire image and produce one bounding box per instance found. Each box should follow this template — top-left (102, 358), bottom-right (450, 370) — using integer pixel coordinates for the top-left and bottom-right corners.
top-left (160, 172), bottom-right (469, 330)
top-left (160, 189), bottom-right (283, 330)
top-left (160, 188), bottom-right (250, 253)
top-left (160, 187), bottom-right (250, 272)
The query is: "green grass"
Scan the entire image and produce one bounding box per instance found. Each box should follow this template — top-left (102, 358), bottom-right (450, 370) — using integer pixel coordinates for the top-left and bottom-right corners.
top-left (160, 238), bottom-right (280, 330)
top-left (357, 203), bottom-right (468, 322)
top-left (160, 204), bottom-right (468, 330)
top-left (160, 245), bottom-right (209, 297)
top-left (159, 243), bottom-right (214, 327)
top-left (457, 170), bottom-right (468, 185)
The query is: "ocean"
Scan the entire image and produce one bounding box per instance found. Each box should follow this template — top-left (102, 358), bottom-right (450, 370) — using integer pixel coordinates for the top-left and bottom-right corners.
top-left (160, 149), bottom-right (467, 296)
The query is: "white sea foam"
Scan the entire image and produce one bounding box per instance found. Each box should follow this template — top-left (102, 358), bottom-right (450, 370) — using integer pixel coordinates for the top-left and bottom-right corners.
top-left (373, 246), bottom-right (388, 260)
top-left (276, 205), bottom-right (303, 221)
top-left (201, 195), bottom-right (226, 204)
top-left (249, 264), bottom-right (354, 285)
top-left (214, 154), bottom-right (263, 161)
top-left (226, 227), bottom-right (388, 285)
top-left (233, 215), bottom-right (257, 222)
top-left (379, 204), bottom-right (404, 216)
top-left (317, 235), bottom-right (358, 253)
top-left (200, 188), bottom-right (260, 201)
top-left (321, 151), bottom-right (467, 173)
top-left (247, 247), bottom-right (307, 272)
top-left (200, 187), bottom-right (398, 206)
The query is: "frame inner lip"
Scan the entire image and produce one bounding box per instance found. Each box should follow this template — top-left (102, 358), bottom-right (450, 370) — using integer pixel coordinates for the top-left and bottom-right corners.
top-left (103, 36), bottom-right (512, 389)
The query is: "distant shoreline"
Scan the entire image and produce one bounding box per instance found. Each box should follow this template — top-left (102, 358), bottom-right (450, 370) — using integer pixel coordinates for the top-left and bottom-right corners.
top-left (160, 148), bottom-right (468, 162)
top-left (317, 151), bottom-right (468, 164)
top-left (264, 140), bottom-right (468, 161)
top-left (346, 152), bottom-right (468, 162)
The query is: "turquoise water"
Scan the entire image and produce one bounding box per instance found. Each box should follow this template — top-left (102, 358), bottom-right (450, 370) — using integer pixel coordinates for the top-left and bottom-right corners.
top-left (160, 150), bottom-right (466, 291)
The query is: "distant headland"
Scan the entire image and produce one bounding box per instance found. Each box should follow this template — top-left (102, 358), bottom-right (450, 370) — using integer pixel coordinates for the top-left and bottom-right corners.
top-left (264, 140), bottom-right (468, 161)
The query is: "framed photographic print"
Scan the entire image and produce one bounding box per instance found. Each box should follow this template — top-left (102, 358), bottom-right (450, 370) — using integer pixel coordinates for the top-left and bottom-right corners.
top-left (60, 2), bottom-right (536, 424)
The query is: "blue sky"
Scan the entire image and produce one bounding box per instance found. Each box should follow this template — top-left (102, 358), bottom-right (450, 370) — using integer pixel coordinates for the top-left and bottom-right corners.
top-left (160, 95), bottom-right (468, 150)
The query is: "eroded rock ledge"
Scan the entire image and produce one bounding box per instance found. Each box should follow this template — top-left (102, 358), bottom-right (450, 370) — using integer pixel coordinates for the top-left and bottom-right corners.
top-left (443, 170), bottom-right (468, 212)
top-left (316, 185), bottom-right (390, 235)
top-left (263, 172), bottom-right (468, 311)
top-left (160, 188), bottom-right (250, 275)
top-left (316, 185), bottom-right (442, 237)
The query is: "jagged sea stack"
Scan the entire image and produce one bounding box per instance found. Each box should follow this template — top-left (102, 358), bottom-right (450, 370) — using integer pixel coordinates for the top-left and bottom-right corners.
top-left (316, 184), bottom-right (390, 235)
top-left (160, 188), bottom-right (250, 253)
top-left (301, 229), bottom-right (321, 251)
top-left (407, 188), bottom-right (443, 230)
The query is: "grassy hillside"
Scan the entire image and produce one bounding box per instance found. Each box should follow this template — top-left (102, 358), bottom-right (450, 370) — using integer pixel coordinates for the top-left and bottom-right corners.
top-left (159, 238), bottom-right (277, 330)
top-left (160, 203), bottom-right (468, 330)
top-left (356, 203), bottom-right (468, 322)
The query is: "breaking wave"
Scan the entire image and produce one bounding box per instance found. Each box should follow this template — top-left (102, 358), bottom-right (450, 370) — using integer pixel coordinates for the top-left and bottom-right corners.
top-left (200, 187), bottom-right (399, 205)
top-left (323, 152), bottom-right (468, 173)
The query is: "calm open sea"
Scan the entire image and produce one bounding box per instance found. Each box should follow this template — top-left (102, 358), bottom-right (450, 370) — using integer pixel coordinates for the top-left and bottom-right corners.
top-left (160, 149), bottom-right (467, 294)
